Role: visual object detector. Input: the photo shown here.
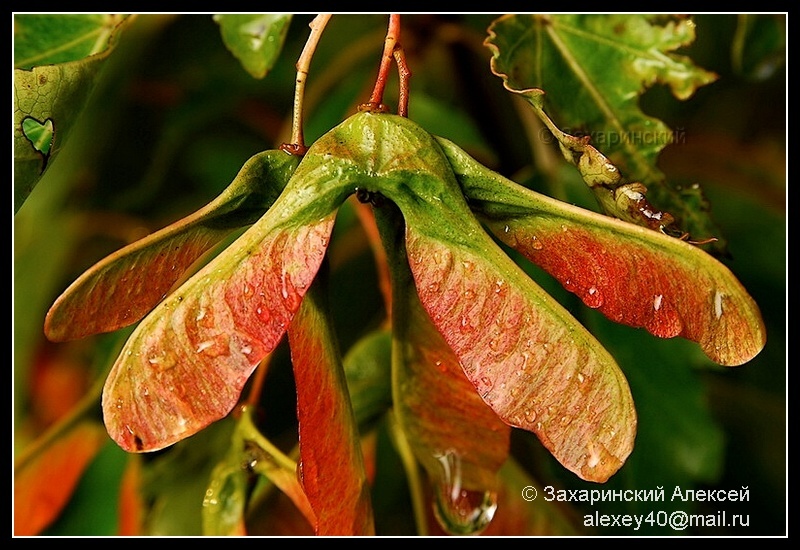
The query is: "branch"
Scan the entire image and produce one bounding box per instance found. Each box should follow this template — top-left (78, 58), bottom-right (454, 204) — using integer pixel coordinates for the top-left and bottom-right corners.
top-left (282, 14), bottom-right (332, 155)
top-left (360, 14), bottom-right (401, 113)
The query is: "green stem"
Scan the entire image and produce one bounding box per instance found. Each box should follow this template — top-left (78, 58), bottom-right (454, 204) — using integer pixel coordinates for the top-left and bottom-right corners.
top-left (388, 411), bottom-right (429, 536)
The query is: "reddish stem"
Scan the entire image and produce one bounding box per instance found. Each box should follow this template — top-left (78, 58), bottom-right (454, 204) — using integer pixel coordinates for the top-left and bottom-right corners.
top-left (351, 197), bottom-right (393, 322)
top-left (360, 14), bottom-right (401, 113)
top-left (245, 353), bottom-right (273, 408)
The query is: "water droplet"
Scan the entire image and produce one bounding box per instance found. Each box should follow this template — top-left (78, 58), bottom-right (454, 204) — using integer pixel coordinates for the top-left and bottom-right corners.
top-left (577, 372), bottom-right (586, 384)
top-left (523, 409), bottom-right (537, 423)
top-left (432, 451), bottom-right (498, 536)
top-left (586, 443), bottom-right (601, 468)
top-left (196, 335), bottom-right (230, 358)
top-left (583, 286), bottom-right (604, 308)
top-left (147, 351), bottom-right (176, 370)
top-left (257, 306), bottom-right (270, 323)
top-left (530, 235), bottom-right (543, 250)
top-left (713, 290), bottom-right (724, 319)
top-left (653, 294), bottom-right (663, 311)
top-left (646, 300), bottom-right (683, 338)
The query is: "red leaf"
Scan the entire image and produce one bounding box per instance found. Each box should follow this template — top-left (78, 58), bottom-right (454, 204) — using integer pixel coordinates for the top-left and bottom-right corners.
top-left (407, 228), bottom-right (636, 483)
top-left (498, 218), bottom-right (764, 366)
top-left (45, 150), bottom-right (299, 342)
top-left (289, 283), bottom-right (375, 535)
top-left (394, 293), bottom-right (511, 491)
top-left (437, 136), bottom-right (766, 367)
top-left (102, 213), bottom-right (335, 452)
top-left (378, 198), bottom-right (511, 494)
top-left (14, 421), bottom-right (108, 535)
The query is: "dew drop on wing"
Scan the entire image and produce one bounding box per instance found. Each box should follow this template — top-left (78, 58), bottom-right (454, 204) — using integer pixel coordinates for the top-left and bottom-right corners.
top-left (431, 450), bottom-right (498, 535)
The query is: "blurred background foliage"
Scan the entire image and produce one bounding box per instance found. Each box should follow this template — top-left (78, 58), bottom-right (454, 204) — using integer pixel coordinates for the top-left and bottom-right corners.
top-left (13, 14), bottom-right (785, 536)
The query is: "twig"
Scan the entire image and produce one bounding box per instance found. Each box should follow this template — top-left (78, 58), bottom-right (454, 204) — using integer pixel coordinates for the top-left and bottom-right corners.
top-left (245, 353), bottom-right (273, 408)
top-left (360, 14), bottom-right (401, 113)
top-left (393, 46), bottom-right (411, 117)
top-left (281, 14), bottom-right (332, 155)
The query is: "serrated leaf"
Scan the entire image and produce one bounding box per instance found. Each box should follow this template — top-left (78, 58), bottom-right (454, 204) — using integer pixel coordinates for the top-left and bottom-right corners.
top-left (213, 14), bottom-right (292, 79)
top-left (45, 150), bottom-right (300, 342)
top-left (289, 281), bottom-right (375, 535)
top-left (13, 14), bottom-right (131, 213)
top-left (486, 14), bottom-right (716, 180)
top-left (485, 14), bottom-right (724, 248)
top-left (437, 136), bottom-right (766, 366)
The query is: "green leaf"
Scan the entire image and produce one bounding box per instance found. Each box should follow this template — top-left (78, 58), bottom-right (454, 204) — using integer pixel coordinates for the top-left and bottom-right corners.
top-left (486, 14), bottom-right (716, 180)
top-left (201, 458), bottom-right (248, 536)
top-left (13, 14), bottom-right (130, 213)
top-left (439, 135), bottom-right (765, 366)
top-left (14, 14), bottom-right (123, 68)
top-left (485, 14), bottom-right (723, 248)
top-left (289, 280), bottom-right (375, 535)
top-left (44, 150), bottom-right (300, 342)
top-left (342, 329), bottom-right (393, 429)
top-left (213, 14), bottom-right (292, 79)
top-left (21, 116), bottom-right (55, 156)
